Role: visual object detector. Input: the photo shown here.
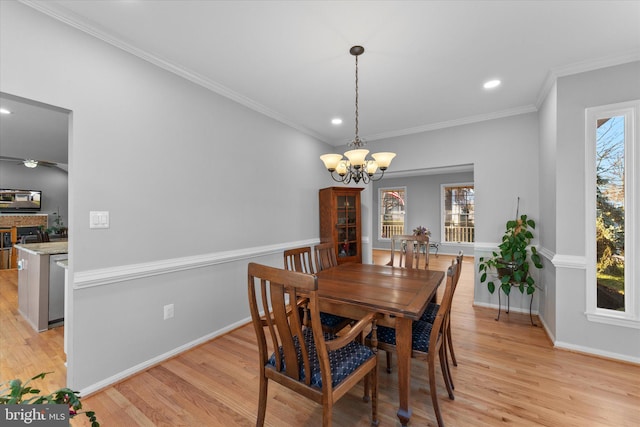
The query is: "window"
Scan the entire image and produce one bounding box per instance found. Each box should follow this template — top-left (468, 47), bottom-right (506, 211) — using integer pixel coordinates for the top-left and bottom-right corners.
top-left (586, 101), bottom-right (639, 327)
top-left (379, 187), bottom-right (406, 239)
top-left (442, 184), bottom-right (474, 243)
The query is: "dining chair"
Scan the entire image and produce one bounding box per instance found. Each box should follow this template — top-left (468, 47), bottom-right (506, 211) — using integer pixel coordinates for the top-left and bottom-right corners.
top-left (35, 229), bottom-right (49, 243)
top-left (314, 242), bottom-right (338, 272)
top-left (248, 262), bottom-right (379, 427)
top-left (284, 246), bottom-right (315, 274)
top-left (369, 261), bottom-right (459, 427)
top-left (284, 246), bottom-right (351, 334)
top-left (421, 251), bottom-right (464, 375)
top-left (386, 234), bottom-right (430, 270)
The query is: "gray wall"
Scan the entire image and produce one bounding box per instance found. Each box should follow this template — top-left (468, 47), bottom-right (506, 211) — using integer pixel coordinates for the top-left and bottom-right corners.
top-left (537, 82), bottom-right (558, 337)
top-left (1, 1), bottom-right (337, 392)
top-left (364, 113), bottom-right (541, 315)
top-left (371, 171), bottom-right (474, 256)
top-left (551, 62), bottom-right (640, 360)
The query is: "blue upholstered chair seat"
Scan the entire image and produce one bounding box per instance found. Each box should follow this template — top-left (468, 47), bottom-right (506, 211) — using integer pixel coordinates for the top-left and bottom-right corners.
top-left (371, 320), bottom-right (434, 353)
top-left (268, 328), bottom-right (374, 388)
top-left (419, 302), bottom-right (440, 323)
top-left (320, 312), bottom-right (349, 328)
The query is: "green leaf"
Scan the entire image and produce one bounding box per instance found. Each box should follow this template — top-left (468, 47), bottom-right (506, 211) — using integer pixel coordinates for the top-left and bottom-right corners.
top-left (513, 270), bottom-right (524, 282)
top-left (501, 283), bottom-right (511, 295)
top-left (488, 282), bottom-right (495, 294)
top-left (527, 285), bottom-right (535, 295)
top-left (518, 283), bottom-right (525, 293)
top-left (480, 272), bottom-right (487, 283)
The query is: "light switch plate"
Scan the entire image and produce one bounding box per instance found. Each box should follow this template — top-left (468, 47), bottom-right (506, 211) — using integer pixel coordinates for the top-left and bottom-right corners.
top-left (90, 211), bottom-right (109, 229)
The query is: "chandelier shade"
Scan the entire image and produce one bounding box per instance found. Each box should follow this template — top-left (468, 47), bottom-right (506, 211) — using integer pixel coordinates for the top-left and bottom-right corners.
top-left (320, 45), bottom-right (396, 184)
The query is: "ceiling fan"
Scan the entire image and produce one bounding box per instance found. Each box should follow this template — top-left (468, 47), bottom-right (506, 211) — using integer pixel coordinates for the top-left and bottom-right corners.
top-left (0, 155), bottom-right (63, 171)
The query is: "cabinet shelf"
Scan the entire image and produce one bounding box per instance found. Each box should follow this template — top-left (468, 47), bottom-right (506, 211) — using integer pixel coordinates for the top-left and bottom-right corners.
top-left (319, 187), bottom-right (363, 264)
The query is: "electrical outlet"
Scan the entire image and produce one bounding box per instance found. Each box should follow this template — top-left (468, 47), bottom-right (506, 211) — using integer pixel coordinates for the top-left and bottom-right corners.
top-left (163, 304), bottom-right (174, 320)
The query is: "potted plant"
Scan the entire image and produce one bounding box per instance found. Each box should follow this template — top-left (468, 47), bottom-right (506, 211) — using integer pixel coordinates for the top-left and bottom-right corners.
top-left (478, 212), bottom-right (543, 296)
top-left (46, 210), bottom-right (66, 237)
top-left (0, 372), bottom-right (99, 426)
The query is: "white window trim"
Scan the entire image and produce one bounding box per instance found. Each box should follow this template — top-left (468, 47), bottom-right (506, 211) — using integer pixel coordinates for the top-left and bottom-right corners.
top-left (440, 182), bottom-right (474, 244)
top-left (378, 186), bottom-right (407, 241)
top-left (585, 100), bottom-right (639, 328)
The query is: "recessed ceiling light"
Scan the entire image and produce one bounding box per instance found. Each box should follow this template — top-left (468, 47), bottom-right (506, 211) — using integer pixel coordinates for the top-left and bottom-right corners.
top-left (331, 118), bottom-right (343, 125)
top-left (0, 108), bottom-right (12, 114)
top-left (483, 79), bottom-right (501, 89)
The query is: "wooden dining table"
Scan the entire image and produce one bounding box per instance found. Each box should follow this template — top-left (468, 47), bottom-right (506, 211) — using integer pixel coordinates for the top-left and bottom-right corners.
top-left (315, 262), bottom-right (445, 427)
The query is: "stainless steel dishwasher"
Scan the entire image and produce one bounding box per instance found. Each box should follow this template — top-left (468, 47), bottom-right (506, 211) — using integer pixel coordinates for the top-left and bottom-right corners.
top-left (49, 254), bottom-right (67, 325)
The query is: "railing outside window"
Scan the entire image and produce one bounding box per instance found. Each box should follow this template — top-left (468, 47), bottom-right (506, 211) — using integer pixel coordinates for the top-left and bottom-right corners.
top-left (379, 187), bottom-right (406, 240)
top-left (381, 223), bottom-right (405, 239)
top-left (444, 225), bottom-right (474, 243)
top-left (442, 183), bottom-right (475, 243)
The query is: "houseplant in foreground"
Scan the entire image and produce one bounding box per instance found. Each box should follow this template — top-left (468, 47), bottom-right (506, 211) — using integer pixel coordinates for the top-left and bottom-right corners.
top-left (478, 209), bottom-right (543, 296)
top-left (0, 372), bottom-right (99, 426)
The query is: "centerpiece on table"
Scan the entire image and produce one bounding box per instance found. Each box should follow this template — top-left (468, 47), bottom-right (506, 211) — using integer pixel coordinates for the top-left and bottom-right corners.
top-left (412, 225), bottom-right (431, 237)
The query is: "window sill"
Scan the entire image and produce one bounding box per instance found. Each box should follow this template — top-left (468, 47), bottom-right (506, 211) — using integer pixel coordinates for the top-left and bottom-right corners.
top-left (585, 312), bottom-right (640, 329)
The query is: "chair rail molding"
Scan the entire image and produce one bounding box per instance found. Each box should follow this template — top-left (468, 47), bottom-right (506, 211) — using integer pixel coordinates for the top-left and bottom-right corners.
top-left (551, 254), bottom-right (587, 269)
top-left (73, 238), bottom-right (320, 289)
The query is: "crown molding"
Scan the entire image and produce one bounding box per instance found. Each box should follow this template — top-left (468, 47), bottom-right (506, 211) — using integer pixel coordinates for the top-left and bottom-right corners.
top-left (535, 49), bottom-right (640, 108)
top-left (19, 0), bottom-right (328, 143)
top-left (361, 105), bottom-right (538, 143)
top-left (21, 1), bottom-right (640, 146)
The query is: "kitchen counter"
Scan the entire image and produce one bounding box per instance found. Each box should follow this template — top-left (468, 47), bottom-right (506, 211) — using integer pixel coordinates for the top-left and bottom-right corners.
top-left (16, 242), bottom-right (68, 332)
top-left (14, 241), bottom-right (68, 255)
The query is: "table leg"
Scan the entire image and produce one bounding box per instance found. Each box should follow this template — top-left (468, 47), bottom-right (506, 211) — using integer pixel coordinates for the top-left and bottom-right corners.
top-left (395, 317), bottom-right (412, 426)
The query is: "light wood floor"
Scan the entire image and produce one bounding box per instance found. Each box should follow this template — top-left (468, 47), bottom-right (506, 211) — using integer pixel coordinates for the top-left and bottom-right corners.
top-left (1, 253), bottom-right (639, 426)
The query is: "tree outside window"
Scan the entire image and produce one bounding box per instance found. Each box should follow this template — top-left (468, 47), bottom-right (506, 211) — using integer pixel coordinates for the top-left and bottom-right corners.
top-left (379, 188), bottom-right (405, 239)
top-left (443, 184), bottom-right (474, 243)
top-left (596, 116), bottom-right (625, 311)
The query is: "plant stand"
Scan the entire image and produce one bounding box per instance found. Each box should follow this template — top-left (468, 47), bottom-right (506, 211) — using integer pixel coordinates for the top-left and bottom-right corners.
top-left (495, 282), bottom-right (536, 326)
top-left (430, 241), bottom-right (440, 257)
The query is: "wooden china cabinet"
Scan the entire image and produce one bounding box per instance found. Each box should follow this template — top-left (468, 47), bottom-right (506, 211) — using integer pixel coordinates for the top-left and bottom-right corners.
top-left (319, 187), bottom-right (363, 264)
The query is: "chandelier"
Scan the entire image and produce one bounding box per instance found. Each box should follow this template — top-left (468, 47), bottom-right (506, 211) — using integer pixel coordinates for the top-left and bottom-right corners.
top-left (320, 46), bottom-right (396, 184)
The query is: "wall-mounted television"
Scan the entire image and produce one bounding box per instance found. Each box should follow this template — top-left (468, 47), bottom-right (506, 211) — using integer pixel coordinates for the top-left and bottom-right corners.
top-left (0, 189), bottom-right (42, 212)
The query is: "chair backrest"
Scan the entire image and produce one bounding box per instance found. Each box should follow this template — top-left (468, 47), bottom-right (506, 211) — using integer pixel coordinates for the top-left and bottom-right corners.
top-left (248, 262), bottom-right (320, 385)
top-left (425, 260), bottom-right (459, 354)
top-left (314, 242), bottom-right (338, 272)
top-left (283, 246), bottom-right (315, 274)
top-left (248, 262), bottom-right (378, 425)
top-left (388, 234), bottom-right (430, 269)
top-left (453, 250), bottom-right (464, 290)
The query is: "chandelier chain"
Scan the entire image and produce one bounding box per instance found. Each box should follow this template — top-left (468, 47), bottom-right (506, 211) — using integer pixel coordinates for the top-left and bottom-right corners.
top-left (319, 45), bottom-right (395, 184)
top-left (354, 54), bottom-right (360, 145)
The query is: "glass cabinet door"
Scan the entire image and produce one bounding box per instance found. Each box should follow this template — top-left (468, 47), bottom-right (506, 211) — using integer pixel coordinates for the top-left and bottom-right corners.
top-left (336, 195), bottom-right (358, 258)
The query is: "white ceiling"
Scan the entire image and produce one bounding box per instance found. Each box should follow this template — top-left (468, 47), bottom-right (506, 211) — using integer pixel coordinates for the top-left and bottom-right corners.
top-left (2, 0), bottom-right (640, 165)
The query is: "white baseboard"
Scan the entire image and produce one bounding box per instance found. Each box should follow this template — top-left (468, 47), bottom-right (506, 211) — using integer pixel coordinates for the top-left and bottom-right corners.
top-left (553, 340), bottom-right (640, 365)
